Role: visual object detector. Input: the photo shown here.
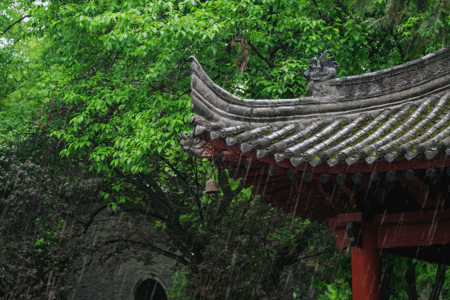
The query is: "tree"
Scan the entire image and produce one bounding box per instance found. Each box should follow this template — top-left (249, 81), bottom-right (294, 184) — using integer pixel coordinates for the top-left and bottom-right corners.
top-left (0, 0), bottom-right (29, 100)
top-left (0, 0), bottom-right (49, 142)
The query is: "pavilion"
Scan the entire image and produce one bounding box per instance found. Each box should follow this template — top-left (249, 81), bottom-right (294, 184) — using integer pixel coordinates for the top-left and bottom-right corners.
top-left (179, 48), bottom-right (450, 300)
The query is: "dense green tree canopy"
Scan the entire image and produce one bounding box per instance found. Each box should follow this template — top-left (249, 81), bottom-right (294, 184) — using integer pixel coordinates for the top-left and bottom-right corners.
top-left (2, 0), bottom-right (450, 299)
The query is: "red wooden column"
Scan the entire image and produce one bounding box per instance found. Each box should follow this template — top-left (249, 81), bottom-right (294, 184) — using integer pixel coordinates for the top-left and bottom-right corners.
top-left (351, 224), bottom-right (381, 300)
top-left (330, 209), bottom-right (450, 300)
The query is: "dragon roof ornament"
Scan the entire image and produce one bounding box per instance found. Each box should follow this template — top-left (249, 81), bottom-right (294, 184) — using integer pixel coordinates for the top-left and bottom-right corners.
top-left (303, 50), bottom-right (339, 97)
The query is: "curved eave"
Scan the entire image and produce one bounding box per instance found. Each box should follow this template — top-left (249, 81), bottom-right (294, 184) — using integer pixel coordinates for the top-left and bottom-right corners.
top-left (185, 48), bottom-right (450, 171)
top-left (189, 47), bottom-right (450, 128)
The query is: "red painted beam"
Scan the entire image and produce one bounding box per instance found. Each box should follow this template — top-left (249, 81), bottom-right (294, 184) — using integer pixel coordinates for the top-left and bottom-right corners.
top-left (331, 209), bottom-right (450, 227)
top-left (372, 209), bottom-right (450, 224)
top-left (377, 220), bottom-right (450, 248)
top-left (330, 209), bottom-right (450, 250)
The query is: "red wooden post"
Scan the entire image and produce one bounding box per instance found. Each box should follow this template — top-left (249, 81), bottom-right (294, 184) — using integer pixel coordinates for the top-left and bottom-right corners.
top-left (351, 224), bottom-right (381, 300)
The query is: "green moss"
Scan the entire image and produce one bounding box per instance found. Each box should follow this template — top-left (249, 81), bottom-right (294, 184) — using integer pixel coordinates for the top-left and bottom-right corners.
top-left (411, 119), bottom-right (450, 151)
top-left (408, 99), bottom-right (450, 142)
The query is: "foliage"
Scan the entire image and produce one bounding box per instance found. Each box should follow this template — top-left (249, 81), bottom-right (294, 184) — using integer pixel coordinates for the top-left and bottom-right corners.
top-left (191, 196), bottom-right (309, 299)
top-left (0, 1), bottom-right (47, 142)
top-left (0, 142), bottom-right (80, 299)
top-left (168, 269), bottom-right (191, 300)
top-left (316, 278), bottom-right (352, 300)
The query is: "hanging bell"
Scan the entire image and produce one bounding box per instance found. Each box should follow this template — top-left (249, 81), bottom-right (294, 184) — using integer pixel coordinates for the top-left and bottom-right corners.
top-left (205, 179), bottom-right (219, 194)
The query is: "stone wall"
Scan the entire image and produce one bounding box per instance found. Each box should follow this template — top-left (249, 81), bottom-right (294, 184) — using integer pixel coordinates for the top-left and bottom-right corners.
top-left (69, 208), bottom-right (185, 300)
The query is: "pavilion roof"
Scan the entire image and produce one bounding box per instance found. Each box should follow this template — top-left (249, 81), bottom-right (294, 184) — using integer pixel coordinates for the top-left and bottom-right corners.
top-left (181, 48), bottom-right (450, 173)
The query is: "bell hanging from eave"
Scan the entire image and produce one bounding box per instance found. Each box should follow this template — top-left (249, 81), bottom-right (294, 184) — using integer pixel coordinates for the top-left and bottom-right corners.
top-left (205, 179), bottom-right (219, 194)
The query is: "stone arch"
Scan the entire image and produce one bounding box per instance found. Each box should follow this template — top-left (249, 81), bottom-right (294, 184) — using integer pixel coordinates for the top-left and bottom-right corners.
top-left (133, 273), bottom-right (169, 300)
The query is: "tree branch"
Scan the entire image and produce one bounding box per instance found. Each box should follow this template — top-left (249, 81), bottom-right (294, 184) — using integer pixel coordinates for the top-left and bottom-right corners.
top-left (213, 167), bottom-right (243, 220)
top-left (65, 211), bottom-right (87, 228)
top-left (83, 204), bottom-right (109, 234)
top-left (2, 15), bottom-right (30, 36)
top-left (159, 155), bottom-right (190, 186)
top-left (247, 40), bottom-right (275, 68)
top-left (104, 238), bottom-right (190, 266)
top-left (293, 247), bottom-right (334, 263)
top-left (405, 258), bottom-right (418, 300)
top-left (429, 264), bottom-right (447, 300)
top-left (120, 205), bottom-right (168, 222)
top-left (192, 158), bottom-right (204, 224)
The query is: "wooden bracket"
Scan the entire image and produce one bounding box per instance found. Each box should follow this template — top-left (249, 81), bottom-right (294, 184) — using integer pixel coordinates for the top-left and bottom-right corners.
top-left (346, 222), bottom-right (362, 248)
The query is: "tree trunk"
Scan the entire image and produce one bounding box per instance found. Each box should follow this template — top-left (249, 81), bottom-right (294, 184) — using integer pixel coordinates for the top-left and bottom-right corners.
top-left (429, 263), bottom-right (447, 300)
top-left (405, 258), bottom-right (418, 300)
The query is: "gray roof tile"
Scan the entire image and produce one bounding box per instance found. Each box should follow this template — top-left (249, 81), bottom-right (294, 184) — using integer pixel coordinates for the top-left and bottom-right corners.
top-left (183, 48), bottom-right (450, 170)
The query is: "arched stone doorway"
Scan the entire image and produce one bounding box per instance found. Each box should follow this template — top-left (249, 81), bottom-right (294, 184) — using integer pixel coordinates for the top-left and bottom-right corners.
top-left (134, 274), bottom-right (169, 300)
